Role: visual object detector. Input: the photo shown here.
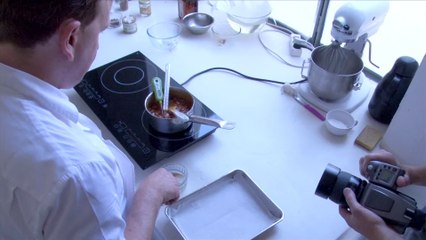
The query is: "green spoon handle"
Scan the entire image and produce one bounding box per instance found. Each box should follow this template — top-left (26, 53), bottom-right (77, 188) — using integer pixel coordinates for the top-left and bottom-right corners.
top-left (151, 77), bottom-right (164, 103)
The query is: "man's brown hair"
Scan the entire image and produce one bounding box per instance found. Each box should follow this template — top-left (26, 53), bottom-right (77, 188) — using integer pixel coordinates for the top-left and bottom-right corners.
top-left (0, 0), bottom-right (99, 48)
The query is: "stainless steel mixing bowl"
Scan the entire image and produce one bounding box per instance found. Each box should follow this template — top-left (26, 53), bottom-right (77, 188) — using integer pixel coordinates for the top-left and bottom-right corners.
top-left (182, 12), bottom-right (214, 35)
top-left (303, 44), bottom-right (364, 101)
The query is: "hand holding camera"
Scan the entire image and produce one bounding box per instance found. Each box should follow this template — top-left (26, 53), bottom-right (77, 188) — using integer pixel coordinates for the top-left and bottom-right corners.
top-left (315, 155), bottom-right (426, 234)
top-left (339, 188), bottom-right (400, 240)
top-left (360, 149), bottom-right (412, 188)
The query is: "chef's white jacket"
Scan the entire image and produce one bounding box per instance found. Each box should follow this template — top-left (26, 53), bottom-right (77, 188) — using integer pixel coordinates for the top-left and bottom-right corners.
top-left (0, 63), bottom-right (135, 239)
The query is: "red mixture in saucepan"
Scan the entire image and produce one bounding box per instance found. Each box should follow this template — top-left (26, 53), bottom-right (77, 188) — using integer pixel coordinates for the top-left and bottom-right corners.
top-left (148, 96), bottom-right (191, 118)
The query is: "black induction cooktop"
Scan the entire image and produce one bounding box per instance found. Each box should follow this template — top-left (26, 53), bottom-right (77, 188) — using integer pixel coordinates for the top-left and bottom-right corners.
top-left (75, 51), bottom-right (219, 169)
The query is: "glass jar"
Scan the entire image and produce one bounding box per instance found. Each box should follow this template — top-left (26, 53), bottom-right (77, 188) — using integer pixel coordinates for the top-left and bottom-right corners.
top-left (122, 15), bottom-right (137, 34)
top-left (178, 0), bottom-right (198, 19)
top-left (139, 0), bottom-right (151, 17)
top-left (120, 0), bottom-right (128, 11)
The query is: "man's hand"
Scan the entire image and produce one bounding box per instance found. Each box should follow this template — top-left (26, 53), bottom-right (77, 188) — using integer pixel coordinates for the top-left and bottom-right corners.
top-left (339, 188), bottom-right (402, 240)
top-left (359, 149), bottom-right (411, 187)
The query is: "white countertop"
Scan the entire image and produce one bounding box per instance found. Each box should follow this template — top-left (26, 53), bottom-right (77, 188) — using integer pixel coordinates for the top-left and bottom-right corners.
top-left (66, 1), bottom-right (390, 239)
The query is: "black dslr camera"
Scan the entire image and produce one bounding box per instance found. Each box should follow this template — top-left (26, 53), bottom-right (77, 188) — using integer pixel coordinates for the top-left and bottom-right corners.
top-left (315, 161), bottom-right (426, 233)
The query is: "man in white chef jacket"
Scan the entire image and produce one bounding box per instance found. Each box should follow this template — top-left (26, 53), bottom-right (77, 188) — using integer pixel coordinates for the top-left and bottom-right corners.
top-left (0, 1), bottom-right (180, 239)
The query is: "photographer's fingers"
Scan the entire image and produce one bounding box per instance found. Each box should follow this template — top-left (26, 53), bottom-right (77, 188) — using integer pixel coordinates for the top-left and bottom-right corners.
top-left (359, 150), bottom-right (398, 177)
top-left (339, 188), bottom-right (354, 218)
top-left (343, 188), bottom-right (359, 209)
top-left (397, 174), bottom-right (410, 187)
top-left (339, 188), bottom-right (359, 224)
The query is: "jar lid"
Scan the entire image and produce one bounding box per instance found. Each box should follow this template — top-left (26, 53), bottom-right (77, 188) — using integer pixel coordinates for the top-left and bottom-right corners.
top-left (393, 56), bottom-right (419, 78)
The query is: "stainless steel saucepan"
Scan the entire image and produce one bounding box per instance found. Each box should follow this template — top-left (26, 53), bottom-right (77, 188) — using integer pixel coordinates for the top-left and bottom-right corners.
top-left (145, 86), bottom-right (235, 134)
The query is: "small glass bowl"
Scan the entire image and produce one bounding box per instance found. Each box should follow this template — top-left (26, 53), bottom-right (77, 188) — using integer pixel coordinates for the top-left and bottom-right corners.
top-left (147, 22), bottom-right (182, 51)
top-left (162, 163), bottom-right (188, 192)
top-left (211, 24), bottom-right (241, 45)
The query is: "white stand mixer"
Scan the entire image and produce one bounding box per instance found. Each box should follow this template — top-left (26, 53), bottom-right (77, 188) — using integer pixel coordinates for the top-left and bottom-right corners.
top-left (299, 1), bottom-right (389, 113)
top-left (332, 1), bottom-right (389, 58)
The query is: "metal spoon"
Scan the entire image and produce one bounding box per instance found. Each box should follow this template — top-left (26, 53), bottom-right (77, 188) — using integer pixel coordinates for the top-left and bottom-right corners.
top-left (171, 109), bottom-right (236, 130)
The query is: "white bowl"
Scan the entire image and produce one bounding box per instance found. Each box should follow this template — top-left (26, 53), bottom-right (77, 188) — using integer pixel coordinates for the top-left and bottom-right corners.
top-left (147, 22), bottom-right (182, 51)
top-left (325, 109), bottom-right (357, 136)
top-left (211, 24), bottom-right (241, 45)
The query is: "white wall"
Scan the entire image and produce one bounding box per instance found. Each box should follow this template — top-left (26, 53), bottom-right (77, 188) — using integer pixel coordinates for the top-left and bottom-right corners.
top-left (381, 54), bottom-right (426, 206)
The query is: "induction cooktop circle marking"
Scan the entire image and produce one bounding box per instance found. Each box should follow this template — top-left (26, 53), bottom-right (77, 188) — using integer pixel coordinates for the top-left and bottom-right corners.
top-left (114, 66), bottom-right (144, 86)
top-left (100, 59), bottom-right (158, 94)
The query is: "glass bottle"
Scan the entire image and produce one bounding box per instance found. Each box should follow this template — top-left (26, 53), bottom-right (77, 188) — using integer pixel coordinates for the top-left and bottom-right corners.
top-left (178, 0), bottom-right (198, 19)
top-left (120, 0), bottom-right (128, 11)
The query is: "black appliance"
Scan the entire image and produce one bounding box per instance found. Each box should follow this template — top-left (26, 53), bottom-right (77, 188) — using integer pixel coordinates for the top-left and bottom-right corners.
top-left (74, 51), bottom-right (219, 169)
top-left (368, 56), bottom-right (419, 124)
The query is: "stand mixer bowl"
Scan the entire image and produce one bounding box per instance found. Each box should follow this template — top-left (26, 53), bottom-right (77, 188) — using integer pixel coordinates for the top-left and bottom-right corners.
top-left (303, 43), bottom-right (364, 101)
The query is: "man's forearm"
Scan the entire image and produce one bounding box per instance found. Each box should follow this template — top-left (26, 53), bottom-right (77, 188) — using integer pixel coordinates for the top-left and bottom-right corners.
top-left (125, 186), bottom-right (163, 240)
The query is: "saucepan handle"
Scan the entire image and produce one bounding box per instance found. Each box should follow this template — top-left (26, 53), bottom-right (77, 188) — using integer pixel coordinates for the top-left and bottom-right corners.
top-left (189, 115), bottom-right (235, 130)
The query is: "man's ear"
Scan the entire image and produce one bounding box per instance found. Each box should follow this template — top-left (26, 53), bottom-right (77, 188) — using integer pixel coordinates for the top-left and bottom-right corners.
top-left (58, 19), bottom-right (81, 61)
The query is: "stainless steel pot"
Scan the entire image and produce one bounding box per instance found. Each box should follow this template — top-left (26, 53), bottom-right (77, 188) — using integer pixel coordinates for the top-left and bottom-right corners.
top-left (301, 44), bottom-right (364, 101)
top-left (145, 87), bottom-right (194, 134)
top-left (145, 87), bottom-right (235, 134)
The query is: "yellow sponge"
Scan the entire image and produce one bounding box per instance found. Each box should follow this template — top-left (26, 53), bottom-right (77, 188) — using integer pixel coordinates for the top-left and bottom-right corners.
top-left (355, 126), bottom-right (383, 151)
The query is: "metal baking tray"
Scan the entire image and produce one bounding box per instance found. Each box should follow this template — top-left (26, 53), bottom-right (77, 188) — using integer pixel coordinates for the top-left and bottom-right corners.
top-left (165, 170), bottom-right (284, 239)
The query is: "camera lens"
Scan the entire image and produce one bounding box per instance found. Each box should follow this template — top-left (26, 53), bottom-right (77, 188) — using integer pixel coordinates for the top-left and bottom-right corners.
top-left (315, 164), bottom-right (340, 199)
top-left (315, 164), bottom-right (364, 205)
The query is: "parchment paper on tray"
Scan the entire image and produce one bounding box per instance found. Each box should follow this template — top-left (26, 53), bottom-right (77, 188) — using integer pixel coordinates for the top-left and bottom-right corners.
top-left (165, 170), bottom-right (284, 239)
